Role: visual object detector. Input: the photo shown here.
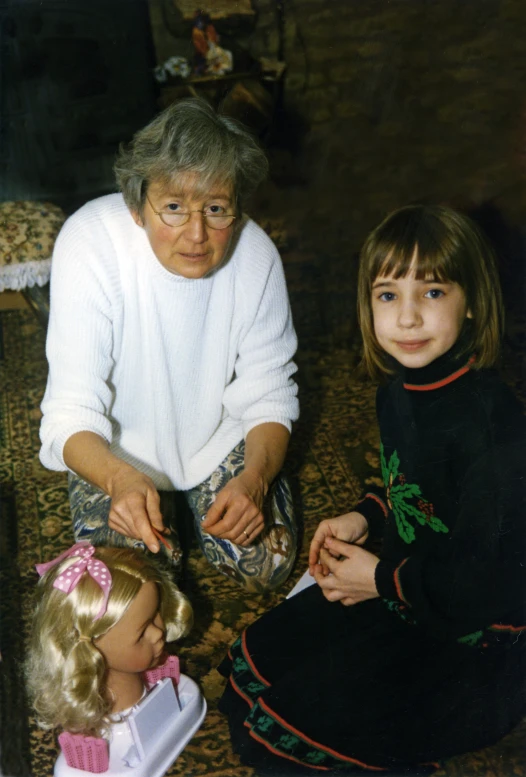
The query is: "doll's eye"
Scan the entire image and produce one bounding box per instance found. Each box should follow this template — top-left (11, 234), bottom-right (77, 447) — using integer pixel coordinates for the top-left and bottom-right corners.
top-left (137, 623), bottom-right (150, 641)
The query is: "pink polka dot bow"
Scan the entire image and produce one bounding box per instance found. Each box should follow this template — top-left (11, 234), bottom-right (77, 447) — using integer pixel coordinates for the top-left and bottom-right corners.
top-left (35, 541), bottom-right (112, 620)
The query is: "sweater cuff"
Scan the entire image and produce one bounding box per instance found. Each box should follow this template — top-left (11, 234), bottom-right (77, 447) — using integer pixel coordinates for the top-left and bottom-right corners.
top-left (354, 491), bottom-right (388, 541)
top-left (42, 423), bottom-right (111, 471)
top-left (375, 558), bottom-right (411, 604)
top-left (243, 416), bottom-right (292, 437)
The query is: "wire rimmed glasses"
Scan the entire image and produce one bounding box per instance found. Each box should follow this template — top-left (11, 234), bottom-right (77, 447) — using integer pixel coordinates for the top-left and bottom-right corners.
top-left (145, 194), bottom-right (236, 230)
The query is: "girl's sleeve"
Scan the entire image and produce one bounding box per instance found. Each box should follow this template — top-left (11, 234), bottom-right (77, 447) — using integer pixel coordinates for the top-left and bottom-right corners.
top-left (351, 386), bottom-right (389, 541)
top-left (353, 490), bottom-right (389, 541)
top-left (374, 433), bottom-right (526, 639)
top-left (221, 232), bottom-right (299, 435)
top-left (39, 217), bottom-right (116, 471)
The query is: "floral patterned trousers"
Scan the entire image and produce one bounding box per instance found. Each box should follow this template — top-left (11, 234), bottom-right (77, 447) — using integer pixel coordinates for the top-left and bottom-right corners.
top-left (68, 441), bottom-right (297, 592)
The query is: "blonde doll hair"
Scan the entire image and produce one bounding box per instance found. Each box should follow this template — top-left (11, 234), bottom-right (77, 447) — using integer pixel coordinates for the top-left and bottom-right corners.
top-left (25, 546), bottom-right (193, 737)
top-left (357, 204), bottom-right (504, 380)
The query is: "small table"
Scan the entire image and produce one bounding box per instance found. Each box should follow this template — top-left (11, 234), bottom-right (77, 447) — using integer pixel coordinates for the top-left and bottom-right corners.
top-left (158, 68), bottom-right (284, 141)
top-left (0, 200), bottom-right (65, 327)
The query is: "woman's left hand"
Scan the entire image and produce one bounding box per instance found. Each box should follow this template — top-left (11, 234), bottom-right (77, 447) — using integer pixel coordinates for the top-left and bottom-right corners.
top-left (201, 469), bottom-right (266, 546)
top-left (313, 538), bottom-right (380, 606)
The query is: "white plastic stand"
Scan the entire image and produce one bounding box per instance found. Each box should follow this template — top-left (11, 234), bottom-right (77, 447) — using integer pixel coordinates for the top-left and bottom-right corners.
top-left (54, 674), bottom-right (206, 776)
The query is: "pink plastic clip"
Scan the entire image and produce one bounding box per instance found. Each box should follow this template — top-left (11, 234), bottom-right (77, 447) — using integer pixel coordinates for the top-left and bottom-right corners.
top-left (144, 654), bottom-right (180, 688)
top-left (58, 732), bottom-right (109, 773)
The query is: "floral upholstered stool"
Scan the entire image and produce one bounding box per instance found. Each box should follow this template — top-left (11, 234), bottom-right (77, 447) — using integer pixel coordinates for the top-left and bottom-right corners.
top-left (0, 201), bottom-right (66, 326)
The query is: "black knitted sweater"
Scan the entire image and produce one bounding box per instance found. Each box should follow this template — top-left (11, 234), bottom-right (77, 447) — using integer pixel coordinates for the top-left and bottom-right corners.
top-left (356, 341), bottom-right (526, 647)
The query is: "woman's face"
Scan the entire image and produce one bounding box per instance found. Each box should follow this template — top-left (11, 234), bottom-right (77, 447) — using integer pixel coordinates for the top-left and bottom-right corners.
top-left (133, 175), bottom-right (236, 279)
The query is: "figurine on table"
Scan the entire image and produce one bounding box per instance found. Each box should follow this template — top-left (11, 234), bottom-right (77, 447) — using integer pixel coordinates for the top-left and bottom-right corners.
top-left (25, 543), bottom-right (206, 775)
top-left (191, 10), bottom-right (233, 76)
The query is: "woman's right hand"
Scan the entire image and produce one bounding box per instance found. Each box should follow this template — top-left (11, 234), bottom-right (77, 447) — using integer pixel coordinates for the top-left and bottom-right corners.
top-left (107, 467), bottom-right (165, 553)
top-left (64, 432), bottom-right (165, 554)
top-left (308, 512), bottom-right (369, 576)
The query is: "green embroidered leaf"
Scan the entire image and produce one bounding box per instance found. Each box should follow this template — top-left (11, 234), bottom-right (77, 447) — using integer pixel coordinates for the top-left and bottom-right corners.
top-left (390, 450), bottom-right (400, 479)
top-left (392, 503), bottom-right (416, 543)
top-left (383, 447), bottom-right (450, 542)
top-left (394, 500), bottom-right (424, 518)
top-left (399, 502), bottom-right (449, 534)
top-left (247, 681), bottom-right (266, 695)
top-left (304, 752), bottom-right (326, 764)
top-left (458, 630), bottom-right (483, 647)
top-left (410, 509), bottom-right (428, 527)
top-left (391, 483), bottom-right (422, 498)
top-left (279, 734), bottom-right (300, 752)
top-left (233, 657), bottom-right (248, 673)
top-left (257, 715), bottom-right (273, 733)
top-left (426, 515), bottom-right (449, 533)
top-left (391, 498), bottom-right (422, 543)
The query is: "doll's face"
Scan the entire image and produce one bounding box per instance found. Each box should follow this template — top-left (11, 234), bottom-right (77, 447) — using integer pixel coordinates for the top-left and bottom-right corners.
top-left (96, 581), bottom-right (166, 675)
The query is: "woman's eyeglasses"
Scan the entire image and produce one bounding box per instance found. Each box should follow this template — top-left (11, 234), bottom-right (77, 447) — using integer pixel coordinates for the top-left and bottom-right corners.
top-left (145, 194), bottom-right (236, 230)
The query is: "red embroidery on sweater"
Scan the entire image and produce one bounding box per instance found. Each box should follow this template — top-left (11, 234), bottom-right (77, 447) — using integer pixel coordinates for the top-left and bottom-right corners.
top-left (359, 492), bottom-right (388, 518)
top-left (403, 356), bottom-right (475, 391)
top-left (241, 631), bottom-right (271, 687)
top-left (230, 674), bottom-right (255, 708)
top-left (489, 623), bottom-right (526, 633)
top-left (394, 558), bottom-right (410, 604)
top-left (254, 697), bottom-right (387, 771)
top-left (247, 725), bottom-right (331, 771)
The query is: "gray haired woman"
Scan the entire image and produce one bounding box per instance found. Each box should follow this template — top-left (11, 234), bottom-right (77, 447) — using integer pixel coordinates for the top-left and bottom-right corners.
top-left (40, 99), bottom-right (299, 592)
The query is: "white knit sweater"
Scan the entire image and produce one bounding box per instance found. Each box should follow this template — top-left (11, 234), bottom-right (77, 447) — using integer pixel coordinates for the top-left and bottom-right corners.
top-left (40, 194), bottom-right (299, 490)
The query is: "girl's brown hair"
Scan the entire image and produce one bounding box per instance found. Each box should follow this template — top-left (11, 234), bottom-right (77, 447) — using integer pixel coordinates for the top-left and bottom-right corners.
top-left (357, 204), bottom-right (504, 380)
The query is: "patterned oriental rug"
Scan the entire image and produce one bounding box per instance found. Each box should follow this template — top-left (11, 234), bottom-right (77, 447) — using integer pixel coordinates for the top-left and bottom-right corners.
top-left (1, 231), bottom-right (525, 777)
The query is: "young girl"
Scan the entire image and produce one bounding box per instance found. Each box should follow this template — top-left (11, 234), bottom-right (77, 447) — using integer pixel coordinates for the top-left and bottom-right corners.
top-left (25, 542), bottom-right (193, 771)
top-left (217, 204), bottom-right (526, 775)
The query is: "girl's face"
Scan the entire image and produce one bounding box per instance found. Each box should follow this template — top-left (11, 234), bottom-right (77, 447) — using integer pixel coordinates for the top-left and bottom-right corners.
top-left (96, 581), bottom-right (166, 676)
top-left (371, 256), bottom-right (471, 369)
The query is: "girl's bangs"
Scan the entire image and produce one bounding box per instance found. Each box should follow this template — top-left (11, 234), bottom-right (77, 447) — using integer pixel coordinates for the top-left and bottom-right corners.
top-left (373, 230), bottom-right (459, 285)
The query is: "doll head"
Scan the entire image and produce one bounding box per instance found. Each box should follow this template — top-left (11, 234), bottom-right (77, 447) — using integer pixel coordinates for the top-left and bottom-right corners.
top-left (25, 543), bottom-right (192, 737)
top-left (357, 204), bottom-right (504, 379)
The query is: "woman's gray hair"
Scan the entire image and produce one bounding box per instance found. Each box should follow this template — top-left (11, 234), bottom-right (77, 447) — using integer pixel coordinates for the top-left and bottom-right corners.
top-left (114, 98), bottom-right (269, 216)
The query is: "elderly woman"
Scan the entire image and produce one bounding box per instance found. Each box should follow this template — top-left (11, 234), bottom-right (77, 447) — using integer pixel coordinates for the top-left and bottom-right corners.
top-left (40, 99), bottom-right (299, 592)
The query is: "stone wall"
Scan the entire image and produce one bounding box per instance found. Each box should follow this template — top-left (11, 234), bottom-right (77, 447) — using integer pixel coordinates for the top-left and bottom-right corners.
top-left (147, 1), bottom-right (526, 341)
top-left (3, 0), bottom-right (157, 204)
top-left (244, 0), bottom-right (526, 342)
top-left (266, 1), bottom-right (525, 247)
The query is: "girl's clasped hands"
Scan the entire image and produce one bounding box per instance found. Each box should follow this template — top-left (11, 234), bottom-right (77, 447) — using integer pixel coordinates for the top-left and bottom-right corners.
top-left (308, 512), bottom-right (380, 606)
